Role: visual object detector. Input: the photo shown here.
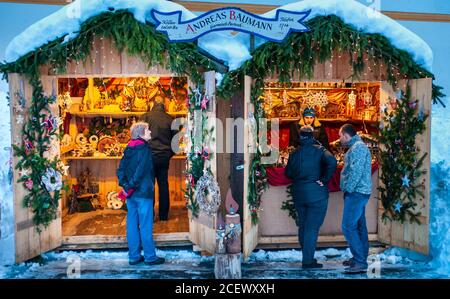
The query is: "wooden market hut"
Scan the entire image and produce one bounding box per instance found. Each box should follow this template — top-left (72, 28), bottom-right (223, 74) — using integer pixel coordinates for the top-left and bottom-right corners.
top-left (0, 1), bottom-right (443, 266)
top-left (0, 8), bottom-right (231, 264)
top-left (218, 14), bottom-right (439, 260)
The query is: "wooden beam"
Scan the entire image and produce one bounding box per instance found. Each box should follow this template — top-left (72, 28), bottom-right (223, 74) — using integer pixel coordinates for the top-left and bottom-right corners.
top-left (1, 0), bottom-right (450, 23)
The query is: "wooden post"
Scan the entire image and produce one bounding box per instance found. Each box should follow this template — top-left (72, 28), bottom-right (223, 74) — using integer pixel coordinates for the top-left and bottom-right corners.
top-left (214, 253), bottom-right (242, 279)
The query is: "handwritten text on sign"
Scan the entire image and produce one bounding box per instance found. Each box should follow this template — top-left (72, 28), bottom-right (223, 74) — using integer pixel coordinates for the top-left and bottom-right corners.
top-left (151, 7), bottom-right (311, 42)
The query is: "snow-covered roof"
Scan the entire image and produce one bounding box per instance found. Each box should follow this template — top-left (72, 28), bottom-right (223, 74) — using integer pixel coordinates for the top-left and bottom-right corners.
top-left (4, 0), bottom-right (432, 72)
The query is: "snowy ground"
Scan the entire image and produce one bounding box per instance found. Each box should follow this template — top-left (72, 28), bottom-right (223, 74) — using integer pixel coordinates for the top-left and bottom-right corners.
top-left (0, 246), bottom-right (447, 279)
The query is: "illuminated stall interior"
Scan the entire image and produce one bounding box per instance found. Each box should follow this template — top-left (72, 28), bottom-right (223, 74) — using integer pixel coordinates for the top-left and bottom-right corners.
top-left (258, 81), bottom-right (381, 244)
top-left (58, 76), bottom-right (189, 237)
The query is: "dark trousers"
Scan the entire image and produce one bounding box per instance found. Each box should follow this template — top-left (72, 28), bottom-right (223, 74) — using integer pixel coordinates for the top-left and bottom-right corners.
top-left (294, 199), bottom-right (328, 264)
top-left (153, 158), bottom-right (170, 220)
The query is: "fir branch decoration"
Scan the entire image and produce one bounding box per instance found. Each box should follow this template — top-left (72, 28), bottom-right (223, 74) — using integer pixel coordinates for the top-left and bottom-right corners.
top-left (184, 88), bottom-right (215, 217)
top-left (377, 88), bottom-right (428, 224)
top-left (281, 184), bottom-right (298, 222)
top-left (217, 15), bottom-right (445, 106)
top-left (11, 74), bottom-right (68, 231)
top-left (246, 78), bottom-right (269, 224)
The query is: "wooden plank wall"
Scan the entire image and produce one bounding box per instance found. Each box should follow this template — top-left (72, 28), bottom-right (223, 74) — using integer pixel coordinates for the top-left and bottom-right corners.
top-left (49, 37), bottom-right (173, 77)
top-left (66, 158), bottom-right (186, 211)
top-left (9, 74), bottom-right (62, 263)
top-left (242, 75), bottom-right (259, 259)
top-left (266, 51), bottom-right (388, 83)
top-left (377, 79), bottom-right (431, 255)
top-left (188, 71), bottom-right (218, 254)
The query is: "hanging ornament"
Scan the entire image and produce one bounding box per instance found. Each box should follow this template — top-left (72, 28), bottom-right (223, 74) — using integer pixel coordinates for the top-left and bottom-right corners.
top-left (201, 95), bottom-right (209, 110)
top-left (194, 89), bottom-right (202, 107)
top-left (58, 161), bottom-right (70, 177)
top-left (13, 103), bottom-right (24, 113)
top-left (202, 146), bottom-right (210, 160)
top-left (394, 201), bottom-right (402, 213)
top-left (314, 91), bottom-right (329, 108)
top-left (302, 90), bottom-right (316, 108)
top-left (195, 170), bottom-right (221, 215)
top-left (25, 178), bottom-right (34, 190)
top-left (41, 167), bottom-right (63, 192)
top-left (18, 168), bottom-right (31, 178)
top-left (402, 175), bottom-right (410, 187)
top-left (16, 115), bottom-right (24, 125)
top-left (348, 90), bottom-right (357, 109)
top-left (57, 91), bottom-right (72, 114)
top-left (363, 90), bottom-right (373, 107)
top-left (409, 101), bottom-right (418, 110)
top-left (282, 89), bottom-right (288, 105)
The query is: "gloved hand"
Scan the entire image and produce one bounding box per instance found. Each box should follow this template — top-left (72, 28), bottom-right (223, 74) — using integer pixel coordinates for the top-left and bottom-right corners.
top-left (118, 188), bottom-right (135, 202)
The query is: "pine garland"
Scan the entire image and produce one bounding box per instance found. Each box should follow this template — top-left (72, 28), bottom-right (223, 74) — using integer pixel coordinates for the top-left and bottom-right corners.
top-left (378, 89), bottom-right (428, 224)
top-left (0, 10), bottom-right (219, 229)
top-left (184, 88), bottom-right (215, 217)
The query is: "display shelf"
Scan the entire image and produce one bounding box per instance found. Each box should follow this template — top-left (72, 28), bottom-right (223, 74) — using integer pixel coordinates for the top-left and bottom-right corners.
top-left (64, 155), bottom-right (187, 161)
top-left (267, 117), bottom-right (379, 125)
top-left (70, 111), bottom-right (187, 118)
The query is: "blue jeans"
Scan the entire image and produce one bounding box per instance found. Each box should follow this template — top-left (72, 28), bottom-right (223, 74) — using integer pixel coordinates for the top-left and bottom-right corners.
top-left (342, 192), bottom-right (370, 268)
top-left (126, 196), bottom-right (157, 262)
top-left (294, 199), bottom-right (328, 264)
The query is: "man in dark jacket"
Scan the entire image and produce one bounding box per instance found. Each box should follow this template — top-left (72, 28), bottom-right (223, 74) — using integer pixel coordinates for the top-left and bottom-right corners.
top-left (285, 126), bottom-right (337, 269)
top-left (290, 108), bottom-right (329, 150)
top-left (140, 96), bottom-right (178, 221)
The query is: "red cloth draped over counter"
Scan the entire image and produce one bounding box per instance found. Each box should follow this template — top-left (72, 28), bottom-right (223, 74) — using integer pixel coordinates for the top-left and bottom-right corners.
top-left (266, 162), bottom-right (379, 192)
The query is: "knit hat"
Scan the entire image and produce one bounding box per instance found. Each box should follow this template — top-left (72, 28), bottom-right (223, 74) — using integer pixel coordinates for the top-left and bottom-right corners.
top-left (300, 125), bottom-right (314, 138)
top-left (302, 108), bottom-right (316, 118)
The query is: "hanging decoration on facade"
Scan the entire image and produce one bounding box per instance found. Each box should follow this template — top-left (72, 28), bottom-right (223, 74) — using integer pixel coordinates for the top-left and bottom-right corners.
top-left (195, 170), bottom-right (221, 215)
top-left (378, 89), bottom-right (428, 224)
top-left (184, 88), bottom-right (216, 217)
top-left (152, 7), bottom-right (310, 43)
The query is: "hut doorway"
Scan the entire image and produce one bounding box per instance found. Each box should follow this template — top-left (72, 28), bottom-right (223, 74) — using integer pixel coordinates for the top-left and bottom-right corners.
top-left (57, 75), bottom-right (190, 247)
top-left (240, 76), bottom-right (432, 259)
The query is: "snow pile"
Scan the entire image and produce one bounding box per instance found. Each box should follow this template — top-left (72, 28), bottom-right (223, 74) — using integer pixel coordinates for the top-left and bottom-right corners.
top-left (4, 0), bottom-right (251, 71)
top-left (248, 248), bottom-right (353, 263)
top-left (4, 0), bottom-right (430, 72)
top-left (258, 0), bottom-right (432, 71)
top-left (0, 90), bottom-right (14, 266)
top-left (42, 248), bottom-right (212, 263)
top-left (429, 104), bottom-right (450, 275)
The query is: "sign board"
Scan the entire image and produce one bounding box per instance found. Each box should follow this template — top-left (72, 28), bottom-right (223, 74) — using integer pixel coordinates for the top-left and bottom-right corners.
top-left (152, 7), bottom-right (311, 42)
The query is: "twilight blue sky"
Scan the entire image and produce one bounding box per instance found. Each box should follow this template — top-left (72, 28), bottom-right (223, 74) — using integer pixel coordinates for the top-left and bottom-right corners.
top-left (0, 0), bottom-right (449, 100)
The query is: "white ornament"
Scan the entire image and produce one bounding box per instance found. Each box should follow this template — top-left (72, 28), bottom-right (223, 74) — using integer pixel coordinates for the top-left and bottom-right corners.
top-left (282, 89), bottom-right (288, 105)
top-left (195, 171), bottom-right (221, 215)
top-left (314, 91), bottom-right (329, 108)
top-left (348, 91), bottom-right (357, 109)
top-left (302, 90), bottom-right (316, 108)
top-left (16, 115), bottom-right (24, 125)
top-left (18, 168), bottom-right (31, 178)
top-left (41, 167), bottom-right (63, 192)
top-left (363, 90), bottom-right (373, 106)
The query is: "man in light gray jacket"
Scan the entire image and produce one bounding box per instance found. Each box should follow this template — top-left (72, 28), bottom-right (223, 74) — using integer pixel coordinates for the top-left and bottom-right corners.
top-left (339, 124), bottom-right (372, 274)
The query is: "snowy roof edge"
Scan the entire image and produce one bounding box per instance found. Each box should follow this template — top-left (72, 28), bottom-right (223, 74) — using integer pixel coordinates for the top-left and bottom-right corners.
top-left (4, 0), bottom-right (433, 72)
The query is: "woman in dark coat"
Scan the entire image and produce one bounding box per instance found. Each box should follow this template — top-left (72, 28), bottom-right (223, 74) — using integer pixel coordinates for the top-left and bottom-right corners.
top-left (285, 125), bottom-right (337, 269)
